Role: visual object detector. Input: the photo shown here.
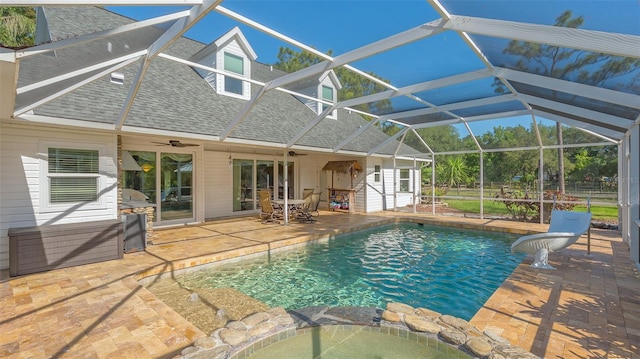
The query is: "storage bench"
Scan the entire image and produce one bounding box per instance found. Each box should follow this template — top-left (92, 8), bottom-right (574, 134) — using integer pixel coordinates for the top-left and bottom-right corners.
top-left (9, 219), bottom-right (123, 276)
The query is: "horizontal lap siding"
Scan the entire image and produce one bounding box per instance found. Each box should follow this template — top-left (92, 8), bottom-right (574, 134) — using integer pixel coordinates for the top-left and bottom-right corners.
top-left (0, 124), bottom-right (118, 269)
top-left (204, 151), bottom-right (233, 219)
top-left (366, 158), bottom-right (384, 212)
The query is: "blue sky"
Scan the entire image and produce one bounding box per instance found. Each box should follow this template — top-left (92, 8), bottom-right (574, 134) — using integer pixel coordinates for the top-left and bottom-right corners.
top-left (107, 0), bottom-right (638, 137)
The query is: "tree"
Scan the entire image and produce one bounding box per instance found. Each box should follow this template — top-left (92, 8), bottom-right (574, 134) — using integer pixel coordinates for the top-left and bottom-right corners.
top-left (0, 7), bottom-right (36, 48)
top-left (495, 10), bottom-right (640, 193)
top-left (272, 47), bottom-right (392, 125)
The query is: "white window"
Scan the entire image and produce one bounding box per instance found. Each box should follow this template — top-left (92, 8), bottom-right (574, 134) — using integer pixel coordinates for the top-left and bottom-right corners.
top-left (399, 169), bottom-right (411, 192)
top-left (48, 148), bottom-right (99, 203)
top-left (319, 84), bottom-right (337, 119)
top-left (40, 142), bottom-right (107, 212)
top-left (224, 52), bottom-right (244, 96)
top-left (374, 165), bottom-right (381, 183)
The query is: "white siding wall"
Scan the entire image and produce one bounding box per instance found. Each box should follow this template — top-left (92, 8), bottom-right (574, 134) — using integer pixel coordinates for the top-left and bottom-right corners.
top-left (377, 158), bottom-right (420, 211)
top-left (203, 151), bottom-right (234, 219)
top-left (365, 157), bottom-right (384, 212)
top-left (0, 124), bottom-right (118, 269)
top-left (194, 51), bottom-right (218, 91)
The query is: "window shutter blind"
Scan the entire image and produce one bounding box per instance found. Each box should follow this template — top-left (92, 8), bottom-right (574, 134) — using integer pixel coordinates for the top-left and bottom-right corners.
top-left (48, 148), bottom-right (99, 203)
top-left (224, 52), bottom-right (244, 75)
top-left (49, 148), bottom-right (99, 173)
top-left (322, 85), bottom-right (333, 101)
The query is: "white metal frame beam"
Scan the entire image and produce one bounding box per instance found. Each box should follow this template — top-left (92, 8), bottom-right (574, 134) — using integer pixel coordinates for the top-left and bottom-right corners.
top-left (14, 55), bottom-right (143, 117)
top-left (337, 69), bottom-right (491, 109)
top-left (494, 67), bottom-right (640, 109)
top-left (115, 0), bottom-right (223, 130)
top-left (440, 15), bottom-right (640, 59)
top-left (521, 94), bottom-right (633, 131)
top-left (264, 18), bottom-right (448, 91)
top-left (533, 109), bottom-right (625, 140)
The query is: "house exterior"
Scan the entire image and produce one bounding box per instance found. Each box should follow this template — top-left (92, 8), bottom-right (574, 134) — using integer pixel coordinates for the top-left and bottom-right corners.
top-left (0, 6), bottom-right (427, 270)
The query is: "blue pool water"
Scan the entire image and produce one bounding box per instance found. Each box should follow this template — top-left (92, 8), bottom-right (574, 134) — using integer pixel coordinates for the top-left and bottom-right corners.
top-left (172, 223), bottom-right (525, 321)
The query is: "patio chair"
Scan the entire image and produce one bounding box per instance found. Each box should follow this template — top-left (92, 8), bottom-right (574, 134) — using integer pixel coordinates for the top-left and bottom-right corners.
top-left (302, 188), bottom-right (314, 199)
top-left (308, 192), bottom-right (321, 217)
top-left (511, 210), bottom-right (592, 269)
top-left (258, 190), bottom-right (282, 224)
top-left (296, 192), bottom-right (321, 223)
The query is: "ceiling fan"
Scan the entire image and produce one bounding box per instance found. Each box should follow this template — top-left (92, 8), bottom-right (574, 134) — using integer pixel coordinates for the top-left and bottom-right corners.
top-left (152, 140), bottom-right (199, 147)
top-left (288, 151), bottom-right (308, 157)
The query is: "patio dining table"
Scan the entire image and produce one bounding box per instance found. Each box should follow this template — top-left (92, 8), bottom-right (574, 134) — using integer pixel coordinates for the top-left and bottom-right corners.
top-left (273, 199), bottom-right (307, 224)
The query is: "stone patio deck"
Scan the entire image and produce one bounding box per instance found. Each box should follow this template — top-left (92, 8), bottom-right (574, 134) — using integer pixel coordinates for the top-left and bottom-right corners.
top-left (1, 211), bottom-right (638, 358)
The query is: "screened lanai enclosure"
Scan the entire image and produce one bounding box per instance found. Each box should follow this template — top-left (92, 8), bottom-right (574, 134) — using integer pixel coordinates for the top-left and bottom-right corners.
top-left (0, 0), bottom-right (638, 268)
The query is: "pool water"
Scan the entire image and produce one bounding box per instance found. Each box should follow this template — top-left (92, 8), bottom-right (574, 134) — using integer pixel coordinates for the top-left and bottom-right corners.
top-left (238, 326), bottom-right (471, 359)
top-left (168, 223), bottom-right (524, 321)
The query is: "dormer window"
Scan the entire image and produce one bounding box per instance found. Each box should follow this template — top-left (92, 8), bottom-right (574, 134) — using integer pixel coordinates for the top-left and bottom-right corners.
top-left (319, 83), bottom-right (337, 119)
top-left (189, 27), bottom-right (257, 101)
top-left (224, 52), bottom-right (244, 96)
top-left (321, 85), bottom-right (333, 112)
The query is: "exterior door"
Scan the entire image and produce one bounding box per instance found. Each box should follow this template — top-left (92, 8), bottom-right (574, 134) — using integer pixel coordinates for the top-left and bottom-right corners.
top-left (160, 153), bottom-right (193, 221)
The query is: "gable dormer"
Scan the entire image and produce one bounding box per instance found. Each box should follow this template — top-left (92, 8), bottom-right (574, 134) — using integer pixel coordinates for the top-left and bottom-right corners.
top-left (292, 70), bottom-right (342, 119)
top-left (318, 71), bottom-right (341, 119)
top-left (190, 27), bottom-right (257, 100)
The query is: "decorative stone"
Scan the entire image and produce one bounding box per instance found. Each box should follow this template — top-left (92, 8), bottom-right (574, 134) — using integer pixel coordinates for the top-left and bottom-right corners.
top-left (181, 346), bottom-right (199, 355)
top-left (242, 312), bottom-right (270, 327)
top-left (272, 314), bottom-right (295, 327)
top-left (248, 321), bottom-right (275, 337)
top-left (493, 344), bottom-right (538, 358)
top-left (404, 315), bottom-right (440, 334)
top-left (483, 330), bottom-right (511, 345)
top-left (465, 337), bottom-right (493, 357)
top-left (488, 354), bottom-right (506, 359)
top-left (219, 328), bottom-right (249, 347)
top-left (194, 336), bottom-right (217, 349)
top-left (381, 310), bottom-right (402, 322)
top-left (440, 329), bottom-right (466, 345)
top-left (386, 302), bottom-right (415, 315)
top-left (187, 347), bottom-right (228, 359)
top-left (439, 315), bottom-right (472, 332)
top-left (267, 307), bottom-right (288, 316)
top-left (415, 307), bottom-right (440, 320)
top-left (466, 327), bottom-right (484, 338)
top-left (225, 321), bottom-right (246, 331)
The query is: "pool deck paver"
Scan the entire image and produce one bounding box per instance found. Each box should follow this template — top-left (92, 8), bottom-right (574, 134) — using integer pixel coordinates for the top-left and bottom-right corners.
top-left (1, 211), bottom-right (638, 358)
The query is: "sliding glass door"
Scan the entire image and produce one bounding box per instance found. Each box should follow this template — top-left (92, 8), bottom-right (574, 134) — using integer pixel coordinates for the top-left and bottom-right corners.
top-left (160, 153), bottom-right (193, 221)
top-left (122, 150), bottom-right (194, 224)
top-left (233, 158), bottom-right (295, 211)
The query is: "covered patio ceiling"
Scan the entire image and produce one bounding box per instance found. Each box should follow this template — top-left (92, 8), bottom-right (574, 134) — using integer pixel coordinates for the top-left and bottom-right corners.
top-left (0, 0), bottom-right (638, 157)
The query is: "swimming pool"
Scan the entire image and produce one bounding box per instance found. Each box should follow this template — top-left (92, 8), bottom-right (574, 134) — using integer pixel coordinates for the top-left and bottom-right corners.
top-left (164, 223), bottom-right (524, 321)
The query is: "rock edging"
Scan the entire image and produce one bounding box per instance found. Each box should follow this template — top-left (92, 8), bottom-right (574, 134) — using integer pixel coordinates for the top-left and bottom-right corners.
top-left (178, 306), bottom-right (296, 359)
top-left (177, 302), bottom-right (539, 359)
top-left (381, 302), bottom-right (539, 358)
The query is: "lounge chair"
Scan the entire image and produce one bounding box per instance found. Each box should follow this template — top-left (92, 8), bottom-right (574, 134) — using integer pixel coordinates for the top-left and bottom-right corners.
top-left (511, 210), bottom-right (592, 269)
top-left (258, 190), bottom-right (282, 224)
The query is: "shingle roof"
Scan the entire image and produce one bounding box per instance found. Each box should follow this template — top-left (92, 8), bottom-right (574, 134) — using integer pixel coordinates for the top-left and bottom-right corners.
top-left (20, 6), bottom-right (422, 157)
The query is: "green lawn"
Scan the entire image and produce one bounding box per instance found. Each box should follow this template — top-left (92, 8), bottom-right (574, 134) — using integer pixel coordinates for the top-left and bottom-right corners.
top-left (444, 199), bottom-right (618, 222)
